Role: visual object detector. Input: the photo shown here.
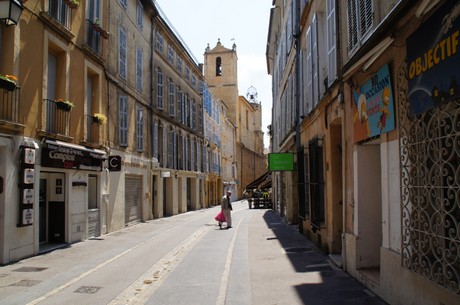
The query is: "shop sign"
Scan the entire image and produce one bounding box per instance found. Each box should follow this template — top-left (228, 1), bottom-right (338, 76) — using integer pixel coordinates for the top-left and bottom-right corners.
top-left (269, 153), bottom-right (294, 171)
top-left (407, 1), bottom-right (460, 115)
top-left (42, 142), bottom-right (104, 171)
top-left (353, 64), bottom-right (396, 143)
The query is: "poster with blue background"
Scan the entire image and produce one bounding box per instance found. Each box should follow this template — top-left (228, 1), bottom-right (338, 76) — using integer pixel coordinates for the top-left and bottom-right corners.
top-left (407, 1), bottom-right (460, 115)
top-left (353, 64), bottom-right (395, 143)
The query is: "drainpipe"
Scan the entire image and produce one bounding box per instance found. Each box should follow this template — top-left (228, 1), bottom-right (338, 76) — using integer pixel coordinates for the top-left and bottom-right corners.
top-left (294, 0), bottom-right (304, 231)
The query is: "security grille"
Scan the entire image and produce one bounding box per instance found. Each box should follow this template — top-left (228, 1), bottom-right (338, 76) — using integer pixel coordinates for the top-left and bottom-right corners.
top-left (399, 64), bottom-right (460, 295)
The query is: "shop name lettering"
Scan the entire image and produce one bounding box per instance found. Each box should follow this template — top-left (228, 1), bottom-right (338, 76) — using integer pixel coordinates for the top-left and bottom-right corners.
top-left (364, 74), bottom-right (390, 116)
top-left (47, 144), bottom-right (81, 167)
top-left (409, 30), bottom-right (459, 80)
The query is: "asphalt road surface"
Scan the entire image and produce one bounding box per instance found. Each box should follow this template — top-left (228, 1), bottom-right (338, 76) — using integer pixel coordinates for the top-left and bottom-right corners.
top-left (0, 200), bottom-right (387, 305)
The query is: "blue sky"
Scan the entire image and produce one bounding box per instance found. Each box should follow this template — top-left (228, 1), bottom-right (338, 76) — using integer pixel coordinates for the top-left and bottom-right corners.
top-left (155, 0), bottom-right (273, 147)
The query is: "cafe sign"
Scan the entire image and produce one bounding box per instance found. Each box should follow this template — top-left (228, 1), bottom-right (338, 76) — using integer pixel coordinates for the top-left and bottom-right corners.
top-left (42, 141), bottom-right (105, 171)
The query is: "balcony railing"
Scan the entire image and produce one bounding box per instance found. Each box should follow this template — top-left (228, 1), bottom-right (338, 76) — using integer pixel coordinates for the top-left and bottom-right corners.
top-left (0, 87), bottom-right (21, 125)
top-left (85, 115), bottom-right (101, 145)
top-left (44, 99), bottom-right (71, 136)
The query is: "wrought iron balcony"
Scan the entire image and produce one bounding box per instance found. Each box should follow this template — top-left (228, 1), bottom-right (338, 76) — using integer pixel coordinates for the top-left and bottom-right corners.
top-left (84, 114), bottom-right (101, 145)
top-left (0, 86), bottom-right (22, 133)
top-left (43, 98), bottom-right (71, 137)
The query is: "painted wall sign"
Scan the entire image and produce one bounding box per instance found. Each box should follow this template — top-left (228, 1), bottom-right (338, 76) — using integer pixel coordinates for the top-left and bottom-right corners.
top-left (42, 143), bottom-right (104, 171)
top-left (407, 1), bottom-right (460, 115)
top-left (353, 64), bottom-right (396, 143)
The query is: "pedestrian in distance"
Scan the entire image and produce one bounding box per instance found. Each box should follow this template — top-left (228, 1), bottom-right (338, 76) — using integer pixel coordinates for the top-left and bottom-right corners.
top-left (220, 190), bottom-right (233, 229)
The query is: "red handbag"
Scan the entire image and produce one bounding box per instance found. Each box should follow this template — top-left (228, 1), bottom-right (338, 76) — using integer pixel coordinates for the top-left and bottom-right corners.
top-left (215, 210), bottom-right (225, 222)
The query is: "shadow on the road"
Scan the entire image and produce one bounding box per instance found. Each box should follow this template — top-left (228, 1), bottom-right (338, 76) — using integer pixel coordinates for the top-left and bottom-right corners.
top-left (261, 210), bottom-right (387, 305)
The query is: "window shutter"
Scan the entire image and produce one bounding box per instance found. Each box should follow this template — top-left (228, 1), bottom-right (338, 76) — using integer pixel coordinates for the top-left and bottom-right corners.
top-left (119, 28), bottom-right (127, 79)
top-left (306, 27), bottom-right (313, 114)
top-left (153, 120), bottom-right (158, 159)
top-left (119, 96), bottom-right (128, 146)
top-left (162, 128), bottom-right (167, 167)
top-left (136, 48), bottom-right (143, 92)
top-left (136, 106), bottom-right (144, 151)
top-left (347, 0), bottom-right (358, 51)
top-left (311, 15), bottom-right (319, 109)
top-left (157, 68), bottom-right (163, 109)
top-left (327, 0), bottom-right (337, 86)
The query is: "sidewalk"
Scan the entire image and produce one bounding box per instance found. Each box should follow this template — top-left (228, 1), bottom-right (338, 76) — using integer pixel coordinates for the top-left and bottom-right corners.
top-left (247, 209), bottom-right (387, 305)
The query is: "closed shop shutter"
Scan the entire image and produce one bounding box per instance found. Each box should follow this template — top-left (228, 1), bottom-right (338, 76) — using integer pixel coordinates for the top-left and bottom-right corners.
top-left (125, 176), bottom-right (142, 225)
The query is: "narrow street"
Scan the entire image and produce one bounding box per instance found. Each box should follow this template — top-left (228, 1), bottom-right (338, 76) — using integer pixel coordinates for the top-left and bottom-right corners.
top-left (0, 201), bottom-right (386, 305)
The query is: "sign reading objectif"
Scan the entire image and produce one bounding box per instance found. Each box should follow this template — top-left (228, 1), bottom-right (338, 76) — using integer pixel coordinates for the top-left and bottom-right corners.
top-left (352, 64), bottom-right (395, 143)
top-left (407, 1), bottom-right (460, 115)
top-left (269, 153), bottom-right (294, 171)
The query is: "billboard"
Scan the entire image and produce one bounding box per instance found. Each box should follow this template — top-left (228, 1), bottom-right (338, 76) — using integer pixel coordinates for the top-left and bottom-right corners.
top-left (407, 1), bottom-right (460, 115)
top-left (352, 64), bottom-right (396, 143)
top-left (269, 153), bottom-right (294, 171)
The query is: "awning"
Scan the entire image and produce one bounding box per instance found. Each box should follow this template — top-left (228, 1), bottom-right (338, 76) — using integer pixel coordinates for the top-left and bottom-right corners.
top-left (259, 179), bottom-right (272, 190)
top-left (245, 171), bottom-right (271, 190)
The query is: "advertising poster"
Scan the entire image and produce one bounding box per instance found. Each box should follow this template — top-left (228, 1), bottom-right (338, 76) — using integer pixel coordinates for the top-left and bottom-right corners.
top-left (407, 1), bottom-right (460, 115)
top-left (353, 64), bottom-right (396, 143)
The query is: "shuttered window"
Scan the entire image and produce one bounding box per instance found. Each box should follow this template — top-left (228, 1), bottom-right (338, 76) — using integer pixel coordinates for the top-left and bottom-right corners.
top-left (153, 120), bottom-right (158, 159)
top-left (136, 48), bottom-right (143, 92)
top-left (168, 127), bottom-right (174, 168)
top-left (119, 95), bottom-right (128, 146)
top-left (118, 28), bottom-right (127, 79)
top-left (326, 0), bottom-right (337, 86)
top-left (347, 0), bottom-right (373, 52)
top-left (168, 78), bottom-right (175, 116)
top-left (156, 67), bottom-right (164, 109)
top-left (136, 106), bottom-right (144, 152)
top-left (177, 87), bottom-right (182, 123)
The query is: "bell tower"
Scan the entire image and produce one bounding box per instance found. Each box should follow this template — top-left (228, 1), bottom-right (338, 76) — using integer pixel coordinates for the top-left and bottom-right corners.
top-left (204, 39), bottom-right (239, 125)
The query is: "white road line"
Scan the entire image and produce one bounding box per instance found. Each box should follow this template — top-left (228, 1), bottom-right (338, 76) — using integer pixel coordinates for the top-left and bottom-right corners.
top-left (216, 217), bottom-right (243, 305)
top-left (109, 224), bottom-right (212, 305)
top-left (25, 218), bottom-right (212, 305)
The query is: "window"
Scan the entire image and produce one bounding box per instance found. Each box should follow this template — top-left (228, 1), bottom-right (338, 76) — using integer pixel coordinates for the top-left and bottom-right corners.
top-left (49, 0), bottom-right (70, 27)
top-left (308, 138), bottom-right (325, 230)
top-left (304, 15), bottom-right (319, 114)
top-left (168, 45), bottom-right (174, 64)
top-left (326, 0), bottom-right (337, 86)
top-left (168, 127), bottom-right (174, 168)
top-left (156, 67), bottom-right (164, 109)
top-left (119, 96), bottom-right (128, 146)
top-left (136, 1), bottom-right (143, 29)
top-left (136, 106), bottom-right (144, 151)
top-left (120, 0), bottom-right (127, 8)
top-left (191, 100), bottom-right (196, 130)
top-left (185, 66), bottom-right (190, 81)
top-left (136, 48), bottom-right (143, 92)
top-left (216, 57), bottom-right (222, 76)
top-left (347, 0), bottom-right (373, 52)
top-left (177, 56), bottom-right (183, 72)
top-left (153, 120), bottom-right (158, 159)
top-left (191, 75), bottom-right (197, 88)
top-left (119, 28), bottom-right (127, 79)
top-left (86, 0), bottom-right (101, 52)
top-left (168, 78), bottom-right (175, 116)
top-left (177, 86), bottom-right (182, 123)
top-left (156, 32), bottom-right (164, 53)
top-left (400, 92), bottom-right (460, 295)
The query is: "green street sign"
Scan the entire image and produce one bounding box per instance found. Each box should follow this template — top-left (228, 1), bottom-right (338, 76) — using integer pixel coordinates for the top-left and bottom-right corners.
top-left (269, 153), bottom-right (294, 171)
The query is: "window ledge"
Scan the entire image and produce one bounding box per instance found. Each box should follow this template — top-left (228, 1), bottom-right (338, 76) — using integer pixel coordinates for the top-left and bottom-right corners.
top-left (39, 12), bottom-right (74, 42)
top-left (37, 130), bottom-right (73, 142)
top-left (0, 121), bottom-right (25, 134)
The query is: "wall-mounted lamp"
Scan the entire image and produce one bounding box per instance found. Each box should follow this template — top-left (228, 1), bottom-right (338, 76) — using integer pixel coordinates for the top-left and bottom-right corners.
top-left (0, 0), bottom-right (24, 26)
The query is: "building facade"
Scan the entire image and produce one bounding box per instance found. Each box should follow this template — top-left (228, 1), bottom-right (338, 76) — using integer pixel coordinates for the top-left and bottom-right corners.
top-left (204, 40), bottom-right (265, 199)
top-left (0, 0), bottom-right (110, 264)
top-left (267, 0), bottom-right (460, 304)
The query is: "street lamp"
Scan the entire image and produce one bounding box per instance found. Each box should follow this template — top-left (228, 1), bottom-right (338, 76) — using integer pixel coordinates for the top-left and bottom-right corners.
top-left (0, 0), bottom-right (23, 26)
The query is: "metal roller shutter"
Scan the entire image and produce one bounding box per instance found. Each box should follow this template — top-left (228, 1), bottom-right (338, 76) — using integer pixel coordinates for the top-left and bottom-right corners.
top-left (125, 176), bottom-right (142, 225)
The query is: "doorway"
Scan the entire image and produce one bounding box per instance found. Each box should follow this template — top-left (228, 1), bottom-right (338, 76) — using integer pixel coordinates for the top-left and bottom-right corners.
top-left (39, 173), bottom-right (66, 246)
top-left (355, 144), bottom-right (382, 275)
